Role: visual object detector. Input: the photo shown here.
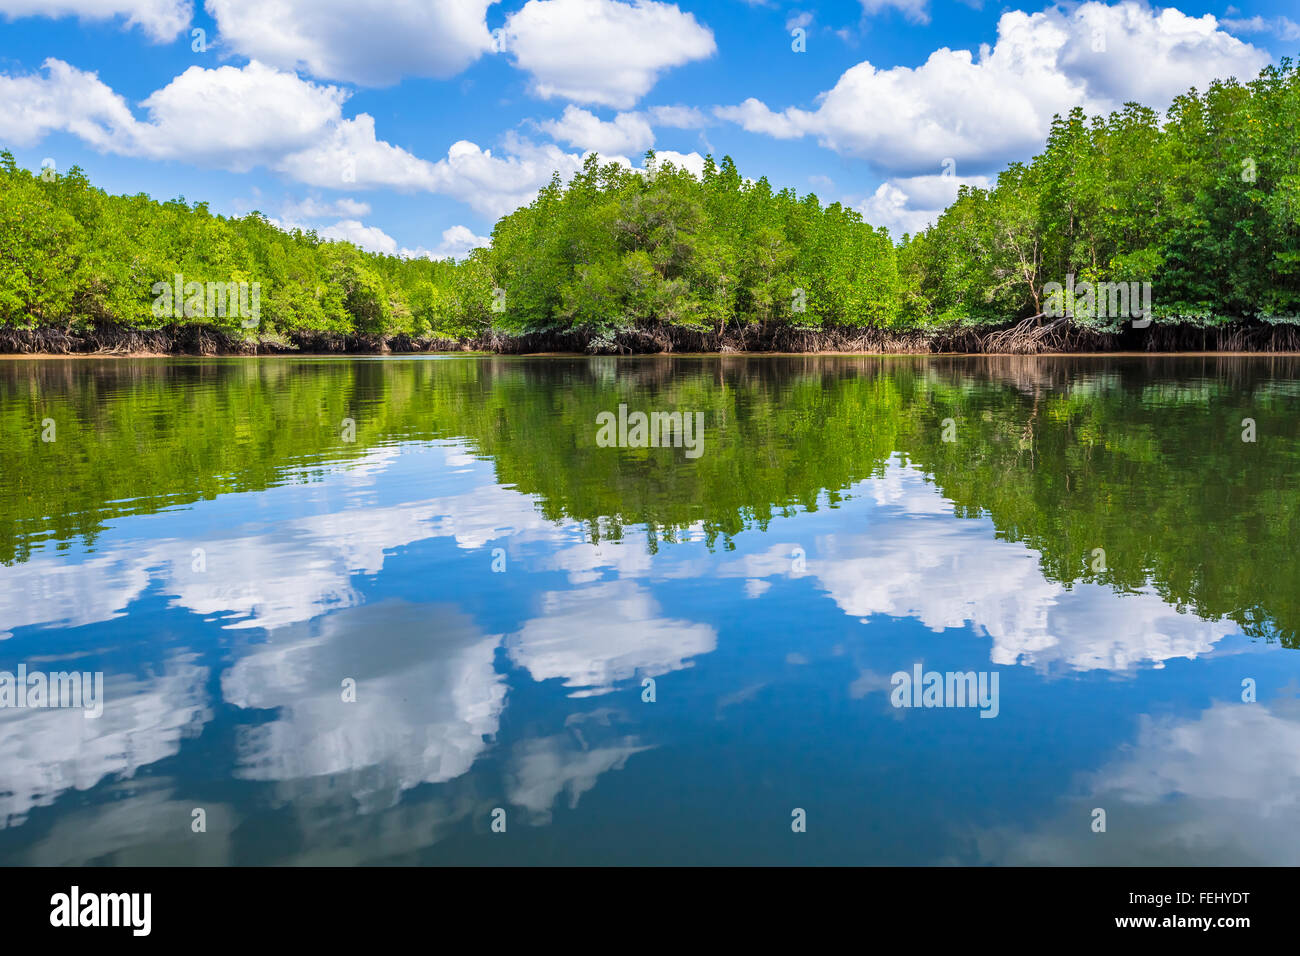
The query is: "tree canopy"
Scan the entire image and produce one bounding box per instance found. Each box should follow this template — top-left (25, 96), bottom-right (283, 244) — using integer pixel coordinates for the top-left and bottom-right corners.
top-left (3, 58), bottom-right (1299, 344)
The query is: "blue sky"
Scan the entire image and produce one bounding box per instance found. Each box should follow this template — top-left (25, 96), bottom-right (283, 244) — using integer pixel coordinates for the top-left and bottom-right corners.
top-left (1, 0), bottom-right (1297, 257)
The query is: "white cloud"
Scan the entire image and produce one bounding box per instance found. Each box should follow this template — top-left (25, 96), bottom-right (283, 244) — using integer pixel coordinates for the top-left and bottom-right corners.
top-left (540, 105), bottom-right (655, 155)
top-left (857, 173), bottom-right (992, 238)
top-left (274, 130), bottom-right (586, 216)
top-left (649, 149), bottom-right (706, 178)
top-left (319, 218), bottom-right (399, 254)
top-left (0, 58), bottom-right (140, 148)
top-left (1218, 16), bottom-right (1300, 43)
top-left (429, 135), bottom-right (587, 217)
top-left (0, 58), bottom-right (347, 168)
top-left (279, 196), bottom-right (372, 222)
top-left (137, 62), bottom-right (350, 169)
top-left (712, 98), bottom-right (804, 140)
top-left (401, 224), bottom-right (493, 261)
top-left (204, 0), bottom-right (497, 86)
top-left (501, 0), bottom-right (716, 109)
top-left (785, 11), bottom-right (813, 31)
top-left (645, 104), bottom-right (710, 128)
top-left (717, 2), bottom-right (1271, 175)
top-left (275, 114), bottom-right (441, 190)
top-left (860, 0), bottom-right (930, 25)
top-left (0, 0), bottom-right (191, 41)
top-left (0, 59), bottom-right (586, 219)
top-left (0, 445), bottom-right (557, 637)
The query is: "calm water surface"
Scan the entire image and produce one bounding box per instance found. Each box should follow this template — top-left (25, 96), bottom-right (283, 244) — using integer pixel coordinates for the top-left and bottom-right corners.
top-left (1, 354), bottom-right (1297, 865)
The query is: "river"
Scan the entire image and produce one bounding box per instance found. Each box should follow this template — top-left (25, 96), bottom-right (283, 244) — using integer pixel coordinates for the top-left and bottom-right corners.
top-left (1, 354), bottom-right (1296, 864)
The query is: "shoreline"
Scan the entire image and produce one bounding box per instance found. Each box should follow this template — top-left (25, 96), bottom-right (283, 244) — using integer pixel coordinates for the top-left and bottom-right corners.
top-left (7, 350), bottom-right (1300, 360)
top-left (4, 319), bottom-right (1300, 358)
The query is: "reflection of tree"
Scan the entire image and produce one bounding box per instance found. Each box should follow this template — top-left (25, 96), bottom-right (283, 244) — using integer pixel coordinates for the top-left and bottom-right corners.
top-left (5, 356), bottom-right (1298, 646)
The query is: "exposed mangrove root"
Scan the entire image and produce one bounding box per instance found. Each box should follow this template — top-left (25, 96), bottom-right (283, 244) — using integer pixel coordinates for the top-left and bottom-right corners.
top-left (3, 319), bottom-right (1300, 356)
top-left (0, 324), bottom-right (298, 355)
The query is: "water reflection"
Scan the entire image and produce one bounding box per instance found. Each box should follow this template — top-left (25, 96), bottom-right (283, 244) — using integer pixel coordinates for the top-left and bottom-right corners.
top-left (223, 602), bottom-right (506, 806)
top-left (974, 698), bottom-right (1300, 865)
top-left (0, 355), bottom-right (1296, 864)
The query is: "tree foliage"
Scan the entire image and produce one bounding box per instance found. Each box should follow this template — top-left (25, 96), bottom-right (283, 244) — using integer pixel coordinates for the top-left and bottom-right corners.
top-left (3, 59), bottom-right (1300, 339)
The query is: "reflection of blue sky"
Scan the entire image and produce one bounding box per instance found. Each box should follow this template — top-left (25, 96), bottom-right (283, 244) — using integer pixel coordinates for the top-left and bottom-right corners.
top-left (0, 439), bottom-right (1294, 863)
top-left (970, 697), bottom-right (1300, 865)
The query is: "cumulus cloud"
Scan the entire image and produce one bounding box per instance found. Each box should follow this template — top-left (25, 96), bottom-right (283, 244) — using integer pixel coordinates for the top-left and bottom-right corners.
top-left (431, 135), bottom-right (588, 216)
top-left (0, 59), bottom-right (587, 219)
top-left (204, 0), bottom-right (497, 86)
top-left (0, 0), bottom-right (191, 41)
top-left (501, 0), bottom-right (716, 109)
top-left (274, 114), bottom-right (441, 190)
top-left (277, 128), bottom-right (587, 216)
top-left (0, 445), bottom-right (555, 637)
top-left (0, 58), bottom-right (141, 149)
top-left (138, 62), bottom-right (350, 169)
top-left (712, 98), bottom-right (804, 140)
top-left (649, 149), bottom-right (707, 177)
top-left (401, 224), bottom-right (493, 261)
top-left (540, 105), bottom-right (655, 155)
top-left (318, 218), bottom-right (400, 254)
top-left (716, 2), bottom-right (1271, 175)
top-left (857, 172), bottom-right (993, 238)
top-left (280, 196), bottom-right (372, 222)
top-left (273, 201), bottom-right (486, 260)
top-left (0, 58), bottom-right (346, 167)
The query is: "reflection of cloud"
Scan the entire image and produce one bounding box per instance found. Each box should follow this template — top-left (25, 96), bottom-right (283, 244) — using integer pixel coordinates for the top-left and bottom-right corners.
top-left (166, 499), bottom-right (443, 629)
top-left (508, 580), bottom-right (716, 696)
top-left (848, 669), bottom-right (893, 699)
top-left (19, 778), bottom-right (233, 865)
top-left (722, 461), bottom-right (1235, 672)
top-left (544, 539), bottom-right (654, 584)
top-left (976, 700), bottom-right (1300, 865)
top-left (0, 657), bottom-right (210, 827)
top-left (0, 444), bottom-right (568, 634)
top-left (505, 712), bottom-right (651, 823)
top-left (221, 601), bottom-right (506, 813)
top-left (424, 477), bottom-right (560, 550)
top-left (0, 553), bottom-right (152, 635)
